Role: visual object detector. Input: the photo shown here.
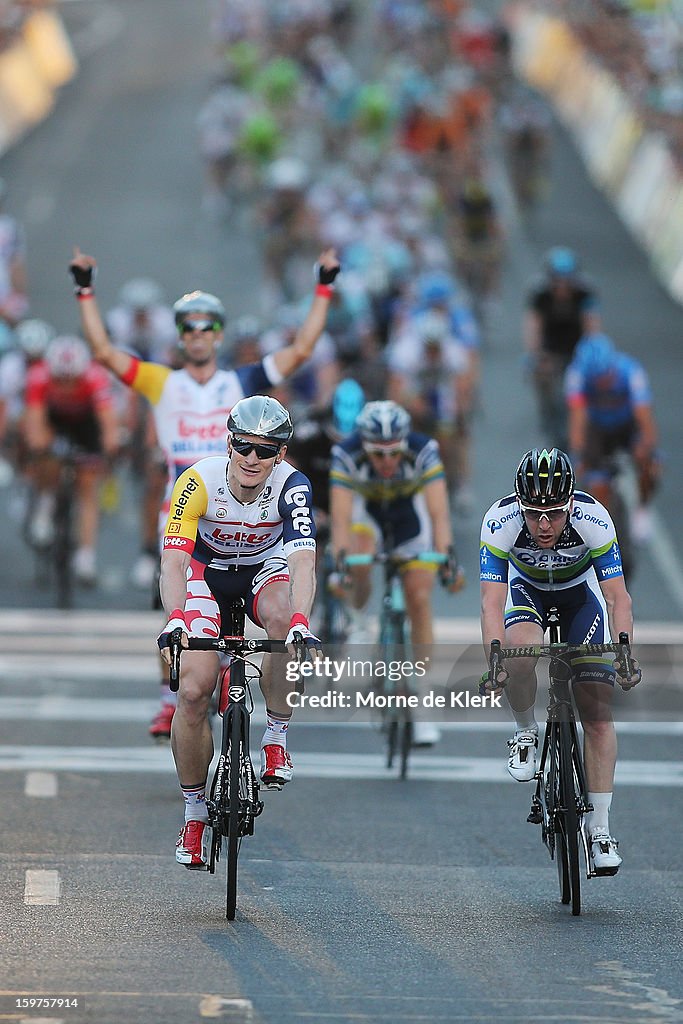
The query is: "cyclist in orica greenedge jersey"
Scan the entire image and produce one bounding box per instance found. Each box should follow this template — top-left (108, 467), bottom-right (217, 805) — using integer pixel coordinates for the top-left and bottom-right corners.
top-left (329, 400), bottom-right (464, 747)
top-left (480, 447), bottom-right (641, 874)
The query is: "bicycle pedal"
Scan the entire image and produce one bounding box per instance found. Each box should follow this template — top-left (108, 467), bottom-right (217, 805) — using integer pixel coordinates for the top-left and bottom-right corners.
top-left (527, 808), bottom-right (543, 825)
top-left (591, 864), bottom-right (619, 878)
top-left (260, 779), bottom-right (285, 791)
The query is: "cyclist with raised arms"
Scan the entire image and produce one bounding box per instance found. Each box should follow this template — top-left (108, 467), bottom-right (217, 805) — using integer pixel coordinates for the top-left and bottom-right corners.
top-left (479, 447), bottom-right (641, 874)
top-left (157, 395), bottom-right (321, 869)
top-left (329, 399), bottom-right (464, 747)
top-left (69, 246), bottom-right (339, 739)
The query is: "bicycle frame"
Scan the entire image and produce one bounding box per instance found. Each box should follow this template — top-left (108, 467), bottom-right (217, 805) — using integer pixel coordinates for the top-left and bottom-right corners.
top-left (346, 550), bottom-right (447, 779)
top-left (168, 604), bottom-right (291, 920)
top-left (489, 612), bottom-right (634, 915)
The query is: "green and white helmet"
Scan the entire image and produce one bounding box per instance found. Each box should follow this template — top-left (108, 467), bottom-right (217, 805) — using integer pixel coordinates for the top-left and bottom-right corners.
top-left (227, 395), bottom-right (293, 443)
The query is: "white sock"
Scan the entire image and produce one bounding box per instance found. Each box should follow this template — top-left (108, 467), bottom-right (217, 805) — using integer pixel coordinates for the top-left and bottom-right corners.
top-left (512, 706), bottom-right (538, 733)
top-left (181, 784), bottom-right (209, 824)
top-left (586, 792), bottom-right (612, 835)
top-left (261, 710), bottom-right (291, 749)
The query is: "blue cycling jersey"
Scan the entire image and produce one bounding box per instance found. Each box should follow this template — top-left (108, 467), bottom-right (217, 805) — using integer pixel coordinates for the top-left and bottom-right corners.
top-left (565, 352), bottom-right (651, 430)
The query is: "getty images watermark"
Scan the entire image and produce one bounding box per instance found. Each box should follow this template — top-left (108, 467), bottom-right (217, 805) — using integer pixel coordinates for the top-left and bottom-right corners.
top-left (284, 655), bottom-right (503, 710)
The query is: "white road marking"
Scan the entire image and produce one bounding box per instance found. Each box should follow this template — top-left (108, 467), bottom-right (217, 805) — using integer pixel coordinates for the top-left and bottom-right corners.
top-left (0, 612), bottom-right (681, 643)
top-left (23, 870), bottom-right (60, 906)
top-left (199, 996), bottom-right (254, 1019)
top-left (24, 772), bottom-right (58, 798)
top-left (0, 696), bottom-right (681, 735)
top-left (2, 748), bottom-right (683, 785)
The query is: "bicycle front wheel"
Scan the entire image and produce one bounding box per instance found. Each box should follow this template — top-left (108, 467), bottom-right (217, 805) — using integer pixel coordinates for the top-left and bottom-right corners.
top-left (557, 721), bottom-right (581, 915)
top-left (224, 662), bottom-right (246, 921)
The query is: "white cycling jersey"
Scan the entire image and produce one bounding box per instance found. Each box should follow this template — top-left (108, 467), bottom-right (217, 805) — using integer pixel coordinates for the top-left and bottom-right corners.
top-left (480, 491), bottom-right (623, 590)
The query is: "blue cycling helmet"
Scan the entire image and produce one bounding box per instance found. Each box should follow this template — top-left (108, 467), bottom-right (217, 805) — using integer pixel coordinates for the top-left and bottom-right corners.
top-left (417, 269), bottom-right (455, 306)
top-left (357, 400), bottom-right (411, 444)
top-left (545, 246), bottom-right (577, 277)
top-left (574, 333), bottom-right (617, 378)
top-left (332, 378), bottom-right (365, 436)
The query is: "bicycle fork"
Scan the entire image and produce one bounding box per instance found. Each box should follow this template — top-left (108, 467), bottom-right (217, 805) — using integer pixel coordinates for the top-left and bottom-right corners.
top-left (527, 718), bottom-right (595, 879)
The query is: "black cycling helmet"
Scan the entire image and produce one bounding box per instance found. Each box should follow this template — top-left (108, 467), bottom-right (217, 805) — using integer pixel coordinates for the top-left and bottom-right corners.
top-left (227, 395), bottom-right (293, 443)
top-left (173, 290), bottom-right (226, 328)
top-left (515, 447), bottom-right (575, 508)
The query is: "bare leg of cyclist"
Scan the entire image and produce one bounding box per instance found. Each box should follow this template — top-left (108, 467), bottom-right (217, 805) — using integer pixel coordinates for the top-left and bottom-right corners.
top-left (501, 621), bottom-right (542, 780)
top-left (403, 566), bottom-right (440, 745)
top-left (170, 650), bottom-right (218, 787)
top-left (171, 650), bottom-right (218, 867)
top-left (346, 528), bottom-right (374, 644)
top-left (254, 580), bottom-right (295, 787)
top-left (572, 680), bottom-right (622, 870)
top-left (74, 463), bottom-right (102, 584)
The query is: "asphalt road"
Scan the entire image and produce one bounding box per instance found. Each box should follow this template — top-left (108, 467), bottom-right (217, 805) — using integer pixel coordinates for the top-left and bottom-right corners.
top-left (1, 3), bottom-right (682, 1023)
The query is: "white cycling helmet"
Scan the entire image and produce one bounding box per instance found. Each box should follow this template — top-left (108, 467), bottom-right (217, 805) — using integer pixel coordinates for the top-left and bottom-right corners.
top-left (45, 335), bottom-right (91, 378)
top-left (119, 277), bottom-right (164, 310)
top-left (15, 318), bottom-right (56, 359)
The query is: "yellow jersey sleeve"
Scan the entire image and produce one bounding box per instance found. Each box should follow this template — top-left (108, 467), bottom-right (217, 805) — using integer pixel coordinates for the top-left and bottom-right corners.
top-left (121, 358), bottom-right (173, 405)
top-left (162, 468), bottom-right (208, 553)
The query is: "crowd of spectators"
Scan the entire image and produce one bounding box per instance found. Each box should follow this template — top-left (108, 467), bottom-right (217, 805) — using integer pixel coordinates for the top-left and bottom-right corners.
top-left (520, 0), bottom-right (683, 166)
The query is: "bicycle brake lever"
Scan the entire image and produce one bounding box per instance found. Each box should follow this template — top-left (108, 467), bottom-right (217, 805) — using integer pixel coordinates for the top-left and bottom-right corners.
top-left (169, 626), bottom-right (183, 692)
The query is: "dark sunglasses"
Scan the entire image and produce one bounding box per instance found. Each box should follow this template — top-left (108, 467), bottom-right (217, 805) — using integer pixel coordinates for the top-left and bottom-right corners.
top-left (231, 437), bottom-right (281, 460)
top-left (180, 319), bottom-right (220, 334)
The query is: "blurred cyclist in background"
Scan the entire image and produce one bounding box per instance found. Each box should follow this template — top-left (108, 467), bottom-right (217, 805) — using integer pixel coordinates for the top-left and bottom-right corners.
top-left (0, 178), bottom-right (29, 335)
top-left (565, 332), bottom-right (659, 544)
top-left (21, 335), bottom-right (119, 584)
top-left (0, 319), bottom-right (55, 477)
top-left (524, 246), bottom-right (599, 448)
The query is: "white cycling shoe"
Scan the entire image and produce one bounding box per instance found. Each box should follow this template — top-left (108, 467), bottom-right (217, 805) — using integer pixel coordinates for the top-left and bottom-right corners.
top-left (507, 729), bottom-right (538, 782)
top-left (589, 829), bottom-right (622, 875)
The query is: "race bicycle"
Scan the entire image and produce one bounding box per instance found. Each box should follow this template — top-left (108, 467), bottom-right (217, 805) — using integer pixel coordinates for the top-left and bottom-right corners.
top-left (488, 608), bottom-right (635, 915)
top-left (169, 600), bottom-right (304, 921)
top-left (344, 550), bottom-right (449, 780)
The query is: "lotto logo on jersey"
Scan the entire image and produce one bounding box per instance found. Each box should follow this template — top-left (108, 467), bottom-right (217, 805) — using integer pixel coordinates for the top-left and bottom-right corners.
top-left (284, 483), bottom-right (313, 537)
top-left (163, 536), bottom-right (190, 549)
top-left (210, 528), bottom-right (272, 546)
top-left (178, 418), bottom-right (224, 440)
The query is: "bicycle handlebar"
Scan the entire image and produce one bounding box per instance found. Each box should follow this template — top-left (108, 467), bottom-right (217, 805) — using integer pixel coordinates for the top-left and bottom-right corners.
top-left (168, 629), bottom-right (300, 692)
top-left (488, 635), bottom-right (633, 661)
top-left (344, 551), bottom-right (448, 566)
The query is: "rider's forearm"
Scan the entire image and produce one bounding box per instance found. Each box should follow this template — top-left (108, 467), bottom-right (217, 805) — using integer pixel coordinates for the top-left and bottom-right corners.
top-left (158, 555), bottom-right (191, 619)
top-left (77, 294), bottom-right (131, 377)
top-left (480, 584), bottom-right (507, 651)
top-left (605, 588), bottom-right (634, 643)
top-left (287, 549), bottom-right (317, 620)
top-left (277, 293), bottom-right (331, 375)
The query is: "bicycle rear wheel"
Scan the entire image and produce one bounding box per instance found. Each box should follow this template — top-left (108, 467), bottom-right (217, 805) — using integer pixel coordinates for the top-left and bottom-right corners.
top-left (224, 662), bottom-right (246, 921)
top-left (557, 721), bottom-right (581, 915)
